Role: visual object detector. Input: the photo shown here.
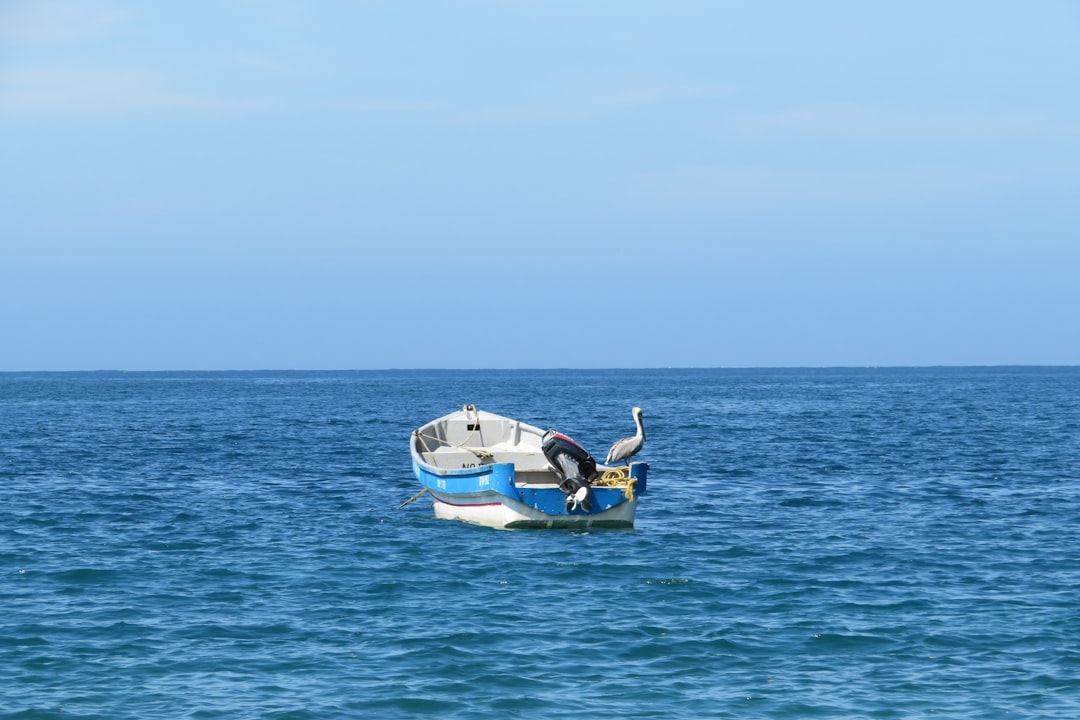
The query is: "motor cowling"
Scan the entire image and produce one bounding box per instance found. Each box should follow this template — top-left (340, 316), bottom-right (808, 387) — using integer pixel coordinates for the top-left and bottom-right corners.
top-left (541, 430), bottom-right (598, 512)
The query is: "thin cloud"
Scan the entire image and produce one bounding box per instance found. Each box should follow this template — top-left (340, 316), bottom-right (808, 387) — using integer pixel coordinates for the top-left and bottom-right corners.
top-left (0, 65), bottom-right (276, 114)
top-left (626, 165), bottom-right (1010, 210)
top-left (0, 0), bottom-right (129, 47)
top-left (730, 104), bottom-right (1080, 144)
top-left (232, 0), bottom-right (309, 28)
top-left (460, 82), bottom-right (729, 126)
top-left (321, 81), bottom-right (728, 126)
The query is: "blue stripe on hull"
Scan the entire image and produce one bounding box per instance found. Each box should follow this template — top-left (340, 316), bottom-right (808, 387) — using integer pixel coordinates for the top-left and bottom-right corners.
top-left (413, 460), bottom-right (648, 519)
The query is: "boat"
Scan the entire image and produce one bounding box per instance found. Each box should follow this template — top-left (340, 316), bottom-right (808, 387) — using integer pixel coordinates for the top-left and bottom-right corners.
top-left (409, 405), bottom-right (648, 530)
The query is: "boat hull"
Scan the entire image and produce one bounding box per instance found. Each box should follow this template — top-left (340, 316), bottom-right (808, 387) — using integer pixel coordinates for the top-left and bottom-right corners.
top-left (431, 494), bottom-right (636, 530)
top-left (411, 458), bottom-right (647, 530)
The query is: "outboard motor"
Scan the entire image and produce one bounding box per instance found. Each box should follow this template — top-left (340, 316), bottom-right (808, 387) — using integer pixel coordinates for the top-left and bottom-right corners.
top-left (541, 430), bottom-right (599, 512)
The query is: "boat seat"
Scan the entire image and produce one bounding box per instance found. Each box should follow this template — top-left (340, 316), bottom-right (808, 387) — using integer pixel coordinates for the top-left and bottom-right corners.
top-left (423, 448), bottom-right (493, 468)
top-left (423, 448), bottom-right (552, 472)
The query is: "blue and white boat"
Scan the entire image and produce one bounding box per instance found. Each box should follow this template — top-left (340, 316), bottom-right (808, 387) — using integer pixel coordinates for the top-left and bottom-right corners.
top-left (410, 405), bottom-right (648, 530)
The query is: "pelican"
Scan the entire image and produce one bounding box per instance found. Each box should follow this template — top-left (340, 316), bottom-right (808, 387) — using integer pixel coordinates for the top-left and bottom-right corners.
top-left (605, 406), bottom-right (645, 467)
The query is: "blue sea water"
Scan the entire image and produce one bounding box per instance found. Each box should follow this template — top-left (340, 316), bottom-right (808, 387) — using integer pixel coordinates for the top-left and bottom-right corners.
top-left (2, 367), bottom-right (1079, 719)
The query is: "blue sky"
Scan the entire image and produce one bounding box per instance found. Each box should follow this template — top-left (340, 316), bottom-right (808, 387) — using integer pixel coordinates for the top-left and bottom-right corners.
top-left (2, 1), bottom-right (1078, 370)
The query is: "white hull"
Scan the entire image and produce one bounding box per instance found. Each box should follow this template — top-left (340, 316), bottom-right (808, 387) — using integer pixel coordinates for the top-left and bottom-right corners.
top-left (432, 496), bottom-right (636, 530)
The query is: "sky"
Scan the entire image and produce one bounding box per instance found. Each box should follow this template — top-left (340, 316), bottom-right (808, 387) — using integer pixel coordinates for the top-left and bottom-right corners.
top-left (1, 0), bottom-right (1078, 370)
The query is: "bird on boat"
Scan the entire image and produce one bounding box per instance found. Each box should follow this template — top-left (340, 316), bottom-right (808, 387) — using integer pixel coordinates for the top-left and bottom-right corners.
top-left (605, 406), bottom-right (645, 467)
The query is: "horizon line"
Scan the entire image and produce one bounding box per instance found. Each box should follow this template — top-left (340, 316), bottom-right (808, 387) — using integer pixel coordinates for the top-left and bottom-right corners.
top-left (2, 364), bottom-right (1078, 374)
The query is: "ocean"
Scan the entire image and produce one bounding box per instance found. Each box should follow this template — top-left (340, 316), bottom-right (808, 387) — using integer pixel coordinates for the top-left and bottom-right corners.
top-left (2, 368), bottom-right (1079, 718)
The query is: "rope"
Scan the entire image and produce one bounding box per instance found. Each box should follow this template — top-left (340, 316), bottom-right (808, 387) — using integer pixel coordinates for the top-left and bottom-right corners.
top-left (592, 466), bottom-right (637, 501)
top-left (594, 467), bottom-right (630, 484)
top-left (412, 404), bottom-right (494, 462)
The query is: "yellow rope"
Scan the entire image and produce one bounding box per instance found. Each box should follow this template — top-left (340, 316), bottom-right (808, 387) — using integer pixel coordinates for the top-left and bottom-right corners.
top-left (593, 467), bottom-right (629, 485)
top-left (592, 466), bottom-right (637, 501)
